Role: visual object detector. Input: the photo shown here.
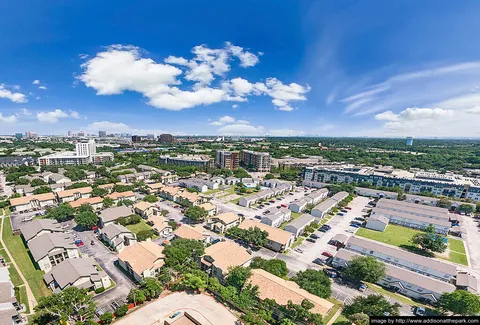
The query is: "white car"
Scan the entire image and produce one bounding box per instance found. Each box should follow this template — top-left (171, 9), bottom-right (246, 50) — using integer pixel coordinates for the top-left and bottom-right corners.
top-left (294, 247), bottom-right (304, 253)
top-left (346, 228), bottom-right (356, 233)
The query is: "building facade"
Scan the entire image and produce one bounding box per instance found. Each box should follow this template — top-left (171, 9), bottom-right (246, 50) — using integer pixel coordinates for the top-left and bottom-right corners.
top-left (215, 150), bottom-right (240, 170)
top-left (240, 150), bottom-right (271, 172)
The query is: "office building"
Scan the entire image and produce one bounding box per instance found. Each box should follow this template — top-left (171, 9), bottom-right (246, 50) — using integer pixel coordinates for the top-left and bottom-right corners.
top-left (98, 130), bottom-right (107, 137)
top-left (240, 150), bottom-right (271, 172)
top-left (77, 131), bottom-right (85, 137)
top-left (14, 133), bottom-right (22, 140)
top-left (303, 164), bottom-right (480, 202)
top-left (146, 133), bottom-right (155, 139)
top-left (406, 137), bottom-right (414, 146)
top-left (67, 131), bottom-right (72, 137)
top-left (159, 133), bottom-right (174, 143)
top-left (131, 135), bottom-right (142, 143)
top-left (158, 154), bottom-right (214, 169)
top-left (39, 139), bottom-right (114, 166)
top-left (215, 149), bottom-right (240, 170)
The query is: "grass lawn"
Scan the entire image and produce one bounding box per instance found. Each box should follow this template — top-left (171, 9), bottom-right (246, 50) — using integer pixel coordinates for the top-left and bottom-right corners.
top-left (16, 286), bottom-right (30, 314)
top-left (2, 216), bottom-right (51, 299)
top-left (448, 238), bottom-right (466, 254)
top-left (323, 297), bottom-right (343, 325)
top-left (126, 221), bottom-right (159, 239)
top-left (355, 224), bottom-right (422, 247)
top-left (333, 314), bottom-right (351, 325)
top-left (229, 197), bottom-right (242, 205)
top-left (0, 248), bottom-right (23, 287)
top-left (290, 236), bottom-right (306, 250)
top-left (440, 251), bottom-right (468, 265)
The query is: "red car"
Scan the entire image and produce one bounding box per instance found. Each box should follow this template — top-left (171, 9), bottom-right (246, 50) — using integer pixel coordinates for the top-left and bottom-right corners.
top-left (91, 226), bottom-right (99, 231)
top-left (345, 207), bottom-right (352, 210)
top-left (322, 251), bottom-right (333, 258)
top-left (281, 204), bottom-right (287, 208)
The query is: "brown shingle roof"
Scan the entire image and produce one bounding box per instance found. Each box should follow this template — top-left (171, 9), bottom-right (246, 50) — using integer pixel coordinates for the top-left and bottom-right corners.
top-left (173, 224), bottom-right (206, 241)
top-left (57, 187), bottom-right (92, 198)
top-left (214, 212), bottom-right (239, 225)
top-left (107, 191), bottom-right (135, 200)
top-left (10, 192), bottom-right (56, 206)
top-left (118, 241), bottom-right (165, 275)
top-left (247, 269), bottom-right (333, 316)
top-left (239, 219), bottom-right (293, 245)
top-left (134, 201), bottom-right (153, 212)
top-left (69, 196), bottom-right (103, 208)
top-left (202, 241), bottom-right (251, 275)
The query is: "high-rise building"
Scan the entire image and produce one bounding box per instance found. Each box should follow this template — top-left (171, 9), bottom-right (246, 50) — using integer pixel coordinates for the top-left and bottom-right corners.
top-left (406, 137), bottom-right (414, 146)
top-left (67, 131), bottom-right (72, 137)
top-left (39, 139), bottom-right (113, 165)
top-left (77, 131), bottom-right (85, 137)
top-left (216, 150), bottom-right (239, 170)
top-left (159, 133), bottom-right (174, 144)
top-left (99, 131), bottom-right (107, 137)
top-left (14, 133), bottom-right (23, 140)
top-left (240, 150), bottom-right (271, 172)
top-left (132, 135), bottom-right (142, 143)
top-left (146, 134), bottom-right (155, 139)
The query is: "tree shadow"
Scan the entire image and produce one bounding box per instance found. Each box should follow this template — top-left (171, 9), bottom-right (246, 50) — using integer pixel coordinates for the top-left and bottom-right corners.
top-left (399, 244), bottom-right (434, 257)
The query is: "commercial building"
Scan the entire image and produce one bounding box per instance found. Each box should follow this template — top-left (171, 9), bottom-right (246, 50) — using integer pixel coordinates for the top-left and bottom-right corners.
top-left (159, 133), bottom-right (175, 144)
top-left (28, 233), bottom-right (80, 272)
top-left (332, 249), bottom-right (455, 303)
top-left (39, 139), bottom-right (114, 165)
top-left (343, 236), bottom-right (457, 281)
top-left (0, 156), bottom-right (36, 167)
top-left (303, 164), bottom-right (480, 202)
top-left (406, 137), bottom-right (414, 146)
top-left (98, 131), bottom-right (107, 137)
top-left (100, 223), bottom-right (137, 252)
top-left (355, 187), bottom-right (399, 200)
top-left (240, 150), bottom-right (271, 172)
top-left (43, 257), bottom-right (111, 292)
top-left (239, 219), bottom-right (294, 252)
top-left (247, 269), bottom-right (333, 316)
top-left (284, 213), bottom-right (316, 238)
top-left (117, 241), bottom-right (165, 282)
top-left (131, 135), bottom-right (142, 143)
top-left (271, 156), bottom-right (326, 170)
top-left (215, 150), bottom-right (240, 169)
top-left (200, 241), bottom-right (252, 282)
top-left (158, 154), bottom-right (214, 169)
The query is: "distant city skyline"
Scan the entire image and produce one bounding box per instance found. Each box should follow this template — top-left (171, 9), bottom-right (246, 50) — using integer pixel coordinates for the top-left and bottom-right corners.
top-left (1, 1), bottom-right (480, 137)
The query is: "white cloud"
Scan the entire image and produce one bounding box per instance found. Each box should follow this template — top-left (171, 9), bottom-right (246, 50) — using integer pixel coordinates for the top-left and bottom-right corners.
top-left (38, 85), bottom-right (47, 90)
top-left (79, 43), bottom-right (308, 111)
top-left (37, 109), bottom-right (78, 123)
top-left (374, 110), bottom-right (399, 121)
top-left (13, 85), bottom-right (20, 90)
top-left (0, 113), bottom-right (17, 123)
top-left (375, 107), bottom-right (454, 122)
top-left (236, 120), bottom-right (249, 125)
top-left (209, 115), bottom-right (236, 126)
top-left (217, 123), bottom-right (265, 136)
top-left (0, 84), bottom-right (27, 103)
top-left (466, 106), bottom-right (480, 114)
top-left (232, 104), bottom-right (239, 109)
top-left (84, 120), bottom-right (182, 136)
top-left (21, 108), bottom-right (32, 116)
top-left (32, 80), bottom-right (40, 85)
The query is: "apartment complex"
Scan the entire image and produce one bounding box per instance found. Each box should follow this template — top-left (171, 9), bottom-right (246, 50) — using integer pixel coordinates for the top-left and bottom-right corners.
top-left (240, 150), bottom-right (271, 172)
top-left (0, 267), bottom-right (25, 324)
top-left (215, 149), bottom-right (240, 170)
top-left (158, 154), bottom-right (214, 169)
top-left (371, 199), bottom-right (452, 234)
top-left (303, 164), bottom-right (480, 202)
top-left (39, 139), bottom-right (114, 165)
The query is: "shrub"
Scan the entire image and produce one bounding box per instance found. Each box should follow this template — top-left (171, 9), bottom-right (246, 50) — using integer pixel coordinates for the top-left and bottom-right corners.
top-left (115, 304), bottom-right (129, 317)
top-left (95, 287), bottom-right (105, 294)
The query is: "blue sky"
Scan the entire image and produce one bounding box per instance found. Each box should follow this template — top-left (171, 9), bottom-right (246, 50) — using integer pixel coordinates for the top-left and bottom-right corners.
top-left (1, 0), bottom-right (480, 137)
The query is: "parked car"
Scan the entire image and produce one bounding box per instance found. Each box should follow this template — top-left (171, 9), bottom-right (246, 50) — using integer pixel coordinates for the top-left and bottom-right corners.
top-left (321, 224), bottom-right (331, 230)
top-left (345, 207), bottom-right (352, 210)
top-left (294, 247), bottom-right (304, 253)
top-left (211, 238), bottom-right (221, 244)
top-left (281, 204), bottom-right (287, 208)
top-left (414, 306), bottom-right (426, 316)
top-left (346, 228), bottom-right (356, 233)
top-left (255, 215), bottom-right (262, 220)
top-left (289, 193), bottom-right (294, 196)
top-left (269, 200), bottom-right (275, 203)
top-left (322, 251), bottom-right (333, 258)
top-left (306, 238), bottom-right (316, 243)
top-left (74, 239), bottom-right (84, 247)
top-left (323, 268), bottom-right (339, 278)
top-left (337, 213), bottom-right (344, 216)
top-left (310, 233), bottom-right (320, 239)
top-left (313, 258), bottom-right (325, 266)
top-left (341, 209), bottom-right (348, 213)
top-left (350, 224), bottom-right (361, 228)
top-left (358, 283), bottom-right (368, 292)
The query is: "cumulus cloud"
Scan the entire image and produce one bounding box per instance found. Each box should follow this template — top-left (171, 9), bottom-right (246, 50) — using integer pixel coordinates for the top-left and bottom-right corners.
top-left (32, 80), bottom-right (40, 85)
top-left (78, 43), bottom-right (309, 111)
top-left (232, 104), bottom-right (239, 109)
top-left (83, 120), bottom-right (182, 136)
top-left (0, 113), bottom-right (17, 123)
top-left (21, 108), bottom-right (32, 116)
top-left (209, 115), bottom-right (236, 126)
top-left (217, 123), bottom-right (265, 136)
top-left (466, 106), bottom-right (480, 114)
top-left (0, 84), bottom-right (27, 103)
top-left (375, 107), bottom-right (454, 122)
top-left (38, 85), bottom-right (47, 90)
top-left (37, 109), bottom-right (78, 123)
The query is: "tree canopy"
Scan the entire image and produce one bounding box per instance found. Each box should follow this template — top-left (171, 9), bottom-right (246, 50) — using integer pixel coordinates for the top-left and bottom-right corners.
top-left (412, 224), bottom-right (447, 253)
top-left (184, 205), bottom-right (208, 223)
top-left (47, 203), bottom-right (74, 222)
top-left (438, 290), bottom-right (480, 315)
top-left (293, 269), bottom-right (332, 298)
top-left (227, 226), bottom-right (268, 248)
top-left (226, 266), bottom-right (252, 290)
top-left (343, 294), bottom-right (400, 317)
top-left (250, 257), bottom-right (289, 277)
top-left (143, 194), bottom-right (158, 203)
top-left (74, 210), bottom-right (99, 229)
top-left (163, 238), bottom-right (205, 270)
top-left (343, 256), bottom-right (386, 283)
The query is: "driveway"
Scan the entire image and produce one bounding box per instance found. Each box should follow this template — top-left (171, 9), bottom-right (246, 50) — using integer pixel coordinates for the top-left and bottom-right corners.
top-left (458, 216), bottom-right (480, 273)
top-left (115, 292), bottom-right (238, 325)
top-left (75, 228), bottom-right (137, 311)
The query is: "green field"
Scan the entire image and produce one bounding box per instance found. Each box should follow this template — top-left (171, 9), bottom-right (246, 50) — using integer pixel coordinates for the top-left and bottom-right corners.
top-left (126, 220), bottom-right (159, 239)
top-left (2, 216), bottom-right (51, 299)
top-left (356, 224), bottom-right (468, 265)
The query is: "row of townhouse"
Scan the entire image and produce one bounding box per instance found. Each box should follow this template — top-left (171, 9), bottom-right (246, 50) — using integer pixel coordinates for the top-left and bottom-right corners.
top-left (56, 186), bottom-right (93, 203)
top-left (105, 191), bottom-right (136, 205)
top-left (289, 188), bottom-right (329, 213)
top-left (14, 182), bottom-right (72, 196)
top-left (10, 192), bottom-right (57, 212)
top-left (311, 191), bottom-right (349, 219)
top-left (136, 165), bottom-right (178, 184)
top-left (284, 213), bottom-right (316, 238)
top-left (375, 199), bottom-right (450, 221)
top-left (238, 184), bottom-right (293, 207)
top-left (261, 207), bottom-right (291, 227)
top-left (18, 219), bottom-right (112, 292)
top-left (178, 178), bottom-right (218, 193)
top-left (100, 223), bottom-right (137, 252)
top-left (157, 185), bottom-right (207, 206)
top-left (239, 219), bottom-right (294, 252)
top-left (332, 249), bottom-right (456, 303)
top-left (354, 187), bottom-right (399, 200)
top-left (206, 212), bottom-right (242, 234)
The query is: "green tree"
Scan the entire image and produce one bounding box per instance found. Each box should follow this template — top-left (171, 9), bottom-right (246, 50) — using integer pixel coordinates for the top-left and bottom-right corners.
top-left (226, 266), bottom-right (251, 290)
top-left (103, 197), bottom-right (114, 208)
top-left (74, 211), bottom-right (99, 229)
top-left (14, 177), bottom-right (30, 185)
top-left (128, 289), bottom-right (146, 304)
top-left (30, 178), bottom-right (47, 187)
top-left (33, 186), bottom-right (52, 195)
top-left (92, 187), bottom-right (108, 197)
top-left (117, 199), bottom-right (134, 206)
top-left (349, 313), bottom-right (370, 325)
top-left (168, 220), bottom-right (179, 230)
top-left (184, 205), bottom-right (208, 223)
top-left (114, 305), bottom-right (129, 318)
top-left (343, 256), bottom-right (386, 283)
top-left (47, 203), bottom-right (75, 222)
top-left (250, 257), bottom-right (288, 277)
top-left (412, 224), bottom-right (447, 253)
top-left (264, 173), bottom-right (275, 180)
top-left (343, 294), bottom-right (401, 317)
top-left (437, 198), bottom-right (452, 209)
top-left (66, 182), bottom-right (90, 189)
top-left (163, 238), bottom-right (205, 270)
top-left (458, 204), bottom-right (474, 214)
top-left (143, 194), bottom-right (158, 203)
top-left (33, 287), bottom-right (96, 324)
top-left (438, 291), bottom-right (480, 315)
top-left (137, 229), bottom-right (155, 241)
top-left (182, 273), bottom-right (207, 291)
top-left (227, 226), bottom-right (268, 248)
top-left (140, 277), bottom-right (163, 299)
top-left (293, 269), bottom-right (331, 298)
top-left (99, 312), bottom-right (113, 324)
